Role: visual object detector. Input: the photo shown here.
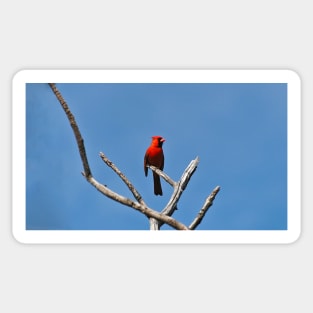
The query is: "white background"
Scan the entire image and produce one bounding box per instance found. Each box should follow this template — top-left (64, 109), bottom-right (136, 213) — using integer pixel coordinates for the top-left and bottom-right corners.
top-left (2, 1), bottom-right (311, 312)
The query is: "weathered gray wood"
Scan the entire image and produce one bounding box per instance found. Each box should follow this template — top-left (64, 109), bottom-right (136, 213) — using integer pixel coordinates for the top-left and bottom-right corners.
top-left (189, 186), bottom-right (221, 230)
top-left (49, 82), bottom-right (220, 231)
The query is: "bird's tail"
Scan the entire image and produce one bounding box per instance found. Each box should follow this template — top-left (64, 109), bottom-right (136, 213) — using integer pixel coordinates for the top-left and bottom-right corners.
top-left (153, 172), bottom-right (163, 196)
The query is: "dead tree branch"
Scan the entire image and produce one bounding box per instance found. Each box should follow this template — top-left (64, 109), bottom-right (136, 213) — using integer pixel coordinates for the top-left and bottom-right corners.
top-left (87, 176), bottom-right (189, 230)
top-left (148, 161), bottom-right (221, 229)
top-left (49, 83), bottom-right (220, 231)
top-left (99, 152), bottom-right (146, 206)
top-left (148, 165), bottom-right (175, 187)
top-left (48, 83), bottom-right (92, 178)
top-left (149, 158), bottom-right (199, 229)
top-left (49, 83), bottom-right (190, 230)
top-left (99, 152), bottom-right (164, 229)
top-left (189, 186), bottom-right (221, 230)
top-left (100, 152), bottom-right (161, 229)
top-left (161, 157), bottom-right (199, 216)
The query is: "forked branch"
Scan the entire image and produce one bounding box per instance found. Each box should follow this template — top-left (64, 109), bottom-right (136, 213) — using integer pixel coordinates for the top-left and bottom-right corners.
top-left (148, 162), bottom-right (220, 229)
top-left (49, 83), bottom-right (189, 230)
top-left (49, 83), bottom-right (220, 231)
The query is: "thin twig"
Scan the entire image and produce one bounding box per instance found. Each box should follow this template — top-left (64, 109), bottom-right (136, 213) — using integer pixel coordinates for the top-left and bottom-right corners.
top-left (99, 152), bottom-right (146, 206)
top-left (189, 186), bottom-right (221, 230)
top-left (148, 165), bottom-right (176, 187)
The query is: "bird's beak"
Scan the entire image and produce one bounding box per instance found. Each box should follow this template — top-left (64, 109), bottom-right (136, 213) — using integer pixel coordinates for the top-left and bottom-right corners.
top-left (161, 138), bottom-right (166, 142)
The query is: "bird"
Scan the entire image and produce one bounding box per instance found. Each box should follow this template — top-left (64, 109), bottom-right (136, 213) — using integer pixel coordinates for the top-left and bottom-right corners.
top-left (144, 136), bottom-right (165, 196)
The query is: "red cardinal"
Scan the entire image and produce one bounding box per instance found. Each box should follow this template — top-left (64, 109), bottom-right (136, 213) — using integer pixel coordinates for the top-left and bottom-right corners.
top-left (144, 136), bottom-right (165, 196)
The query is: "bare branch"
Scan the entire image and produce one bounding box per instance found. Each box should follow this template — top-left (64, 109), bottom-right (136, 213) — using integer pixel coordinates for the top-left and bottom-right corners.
top-left (162, 158), bottom-right (199, 215)
top-left (49, 82), bottom-right (191, 231)
top-left (99, 152), bottom-right (146, 206)
top-left (48, 83), bottom-right (92, 178)
top-left (146, 166), bottom-right (178, 230)
top-left (86, 176), bottom-right (189, 230)
top-left (99, 153), bottom-right (164, 230)
top-left (189, 186), bottom-right (221, 230)
top-left (148, 165), bottom-right (176, 187)
top-left (49, 83), bottom-right (220, 231)
top-left (156, 158), bottom-right (199, 229)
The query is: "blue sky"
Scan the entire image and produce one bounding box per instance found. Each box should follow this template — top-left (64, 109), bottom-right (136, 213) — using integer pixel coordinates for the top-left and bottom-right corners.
top-left (26, 82), bottom-right (287, 230)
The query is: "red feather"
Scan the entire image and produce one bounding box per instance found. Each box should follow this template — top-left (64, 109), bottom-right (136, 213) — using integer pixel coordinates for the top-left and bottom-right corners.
top-left (144, 136), bottom-right (165, 196)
